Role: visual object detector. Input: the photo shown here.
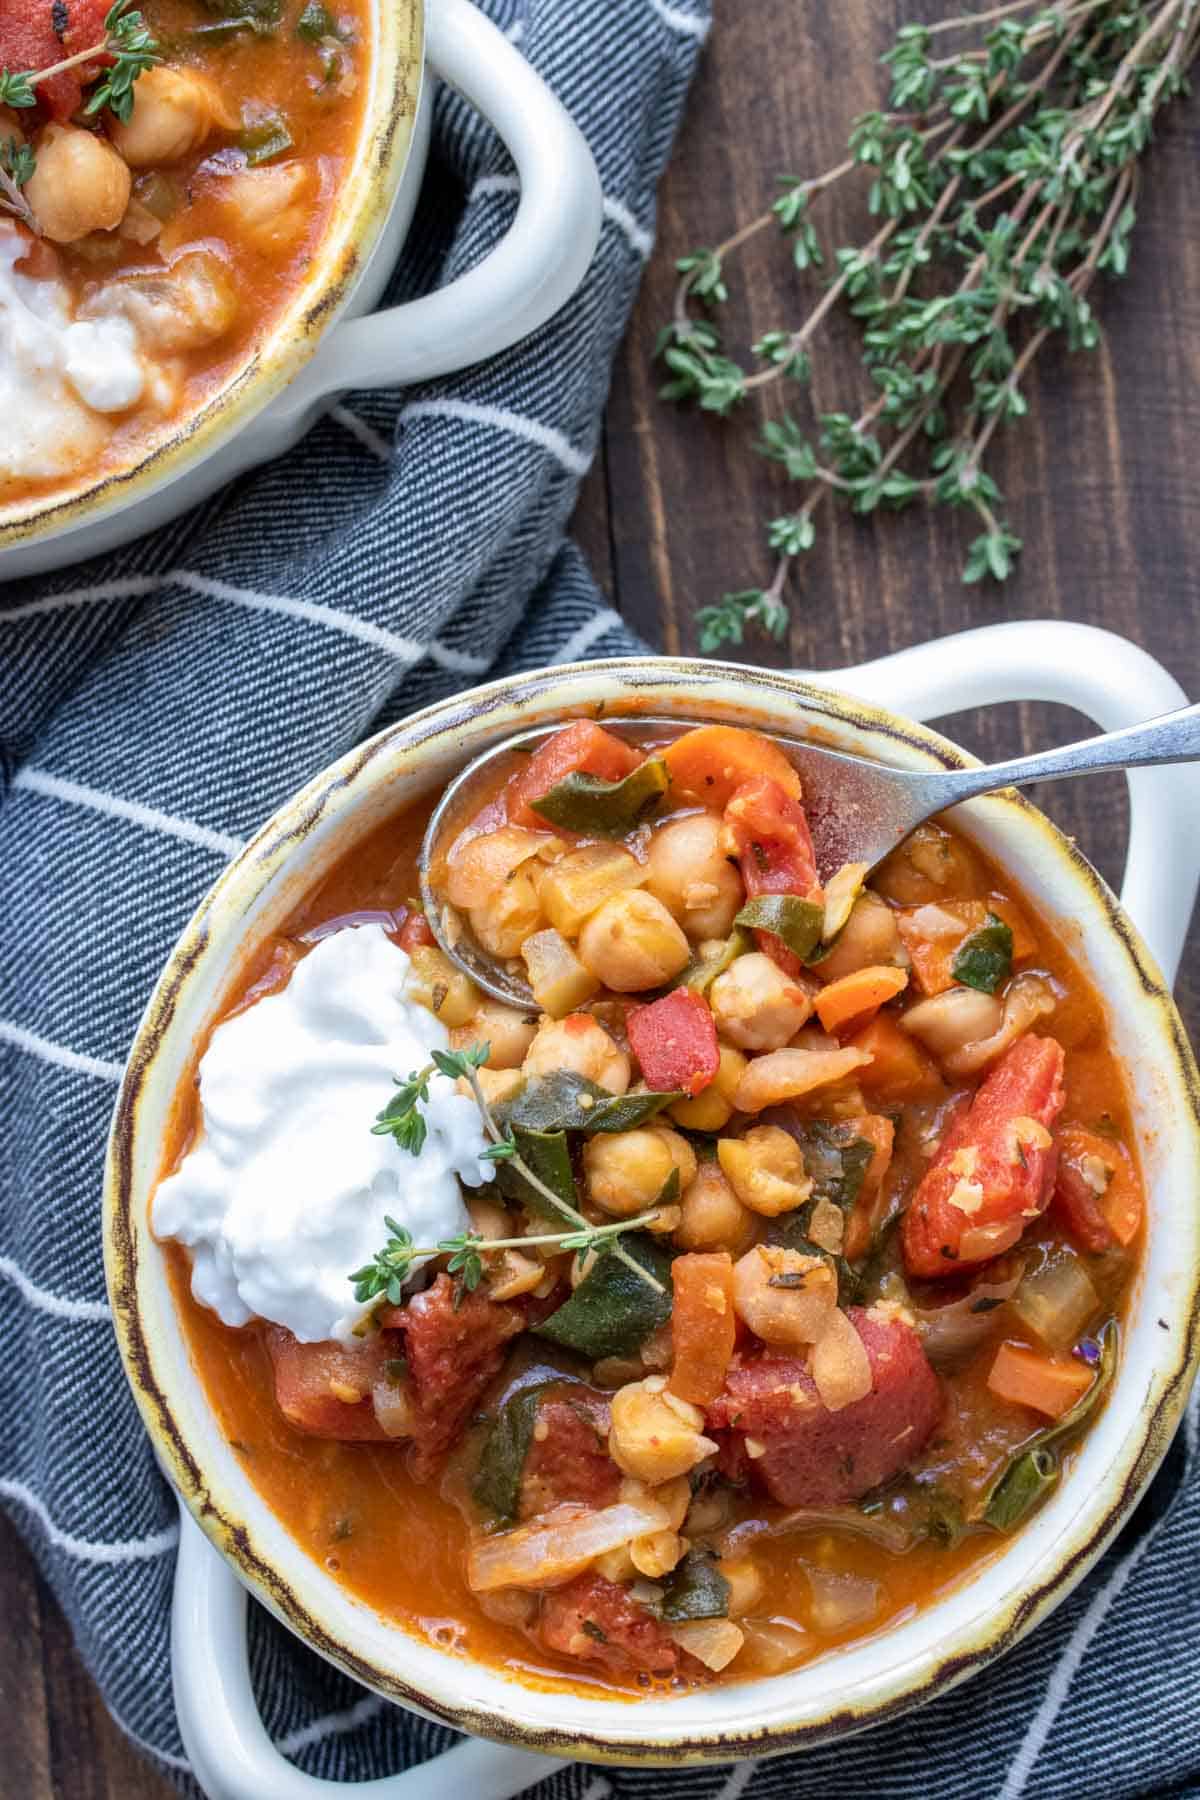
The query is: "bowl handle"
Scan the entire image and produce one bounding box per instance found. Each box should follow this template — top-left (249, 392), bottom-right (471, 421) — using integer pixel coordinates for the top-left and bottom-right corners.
top-left (286, 0), bottom-right (602, 402)
top-left (171, 1510), bottom-right (567, 1799)
top-left (807, 619), bottom-right (1199, 987)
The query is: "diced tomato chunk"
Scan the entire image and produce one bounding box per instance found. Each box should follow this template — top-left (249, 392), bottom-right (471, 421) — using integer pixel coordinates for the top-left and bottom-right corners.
top-left (264, 1327), bottom-right (397, 1441)
top-left (396, 907), bottom-right (436, 953)
top-left (398, 1275), bottom-right (524, 1480)
top-left (627, 989), bottom-right (719, 1096)
top-left (1, 0), bottom-right (111, 121)
top-left (706, 1310), bottom-right (941, 1506)
top-left (1053, 1124), bottom-right (1141, 1253)
top-left (539, 1572), bottom-right (681, 1676)
top-left (724, 776), bottom-right (821, 972)
top-left (504, 723), bottom-right (642, 829)
top-left (520, 1394), bottom-right (619, 1518)
top-left (902, 1035), bottom-right (1066, 1280)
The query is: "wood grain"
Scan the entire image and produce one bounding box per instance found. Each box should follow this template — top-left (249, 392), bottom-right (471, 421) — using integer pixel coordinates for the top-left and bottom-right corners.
top-left (4, 4), bottom-right (1196, 1791)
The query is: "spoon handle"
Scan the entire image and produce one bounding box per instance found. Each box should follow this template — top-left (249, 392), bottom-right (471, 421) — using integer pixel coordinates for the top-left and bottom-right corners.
top-left (935, 700), bottom-right (1200, 804)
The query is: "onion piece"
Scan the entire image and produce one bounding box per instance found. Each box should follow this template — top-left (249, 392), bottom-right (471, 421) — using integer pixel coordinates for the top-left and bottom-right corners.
top-left (734, 1046), bottom-right (873, 1113)
top-left (810, 1306), bottom-right (872, 1412)
top-left (371, 1378), bottom-right (413, 1438)
top-left (737, 1617), bottom-right (810, 1674)
top-left (670, 1618), bottom-right (746, 1671)
top-left (806, 1567), bottom-right (881, 1633)
top-left (1009, 1251), bottom-right (1099, 1350)
top-left (467, 1498), bottom-right (670, 1594)
top-left (718, 1506), bottom-right (913, 1558)
top-left (914, 1263), bottom-right (1025, 1370)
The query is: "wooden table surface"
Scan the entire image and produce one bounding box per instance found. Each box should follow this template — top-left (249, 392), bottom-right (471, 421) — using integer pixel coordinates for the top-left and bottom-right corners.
top-left (5, 5), bottom-right (1198, 1794)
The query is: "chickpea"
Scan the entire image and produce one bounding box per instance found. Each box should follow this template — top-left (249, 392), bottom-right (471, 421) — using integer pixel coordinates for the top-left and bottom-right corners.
top-left (469, 872), bottom-right (543, 959)
top-left (26, 126), bottom-right (131, 244)
top-left (575, 890), bottom-right (691, 992)
top-left (709, 953), bottom-right (814, 1051)
top-left (631, 1529), bottom-right (687, 1579)
top-left (522, 1014), bottom-right (630, 1093)
top-left (718, 1126), bottom-right (812, 1217)
top-left (467, 1196), bottom-right (510, 1240)
top-left (451, 999), bottom-right (537, 1070)
top-left (473, 1067), bottom-right (523, 1107)
top-left (215, 161), bottom-right (312, 253)
top-left (900, 986), bottom-right (1004, 1059)
top-left (670, 1041), bottom-right (747, 1132)
top-left (874, 823), bottom-right (985, 905)
top-left (814, 892), bottom-right (908, 983)
top-left (108, 67), bottom-right (227, 167)
top-left (676, 1163), bottom-right (758, 1255)
top-left (584, 1126), bottom-right (697, 1218)
top-left (644, 814), bottom-right (744, 941)
top-left (608, 1377), bottom-right (717, 1483)
top-left (732, 1244), bottom-right (838, 1347)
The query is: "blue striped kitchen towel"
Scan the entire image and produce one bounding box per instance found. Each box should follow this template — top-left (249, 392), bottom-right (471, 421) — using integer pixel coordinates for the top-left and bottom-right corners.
top-left (1, 0), bottom-right (1197, 1793)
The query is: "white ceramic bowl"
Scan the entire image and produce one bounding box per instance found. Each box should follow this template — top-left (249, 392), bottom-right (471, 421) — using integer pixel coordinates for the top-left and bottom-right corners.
top-left (0, 0), bottom-right (602, 579)
top-left (104, 624), bottom-right (1200, 1800)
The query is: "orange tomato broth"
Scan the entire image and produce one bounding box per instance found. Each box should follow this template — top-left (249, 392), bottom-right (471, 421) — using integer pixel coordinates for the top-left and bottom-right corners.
top-left (160, 780), bottom-right (1143, 1698)
top-left (3, 0), bottom-right (372, 509)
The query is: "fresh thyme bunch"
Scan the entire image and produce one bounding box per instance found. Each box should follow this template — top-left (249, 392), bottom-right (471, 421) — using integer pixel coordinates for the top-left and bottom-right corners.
top-left (658, 0), bottom-right (1199, 650)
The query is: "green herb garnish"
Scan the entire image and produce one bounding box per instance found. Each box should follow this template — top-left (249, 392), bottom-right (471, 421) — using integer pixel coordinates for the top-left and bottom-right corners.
top-left (952, 912), bottom-right (1014, 995)
top-left (0, 139), bottom-right (36, 233)
top-left (657, 0), bottom-right (1200, 649)
top-left (534, 1233), bottom-right (673, 1359)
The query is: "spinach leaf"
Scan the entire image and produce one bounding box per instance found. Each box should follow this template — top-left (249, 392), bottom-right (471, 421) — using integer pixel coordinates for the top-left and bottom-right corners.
top-left (495, 1126), bottom-right (576, 1220)
top-left (239, 111), bottom-right (293, 165)
top-left (659, 1550), bottom-right (730, 1622)
top-left (672, 926), bottom-right (751, 994)
top-left (201, 0), bottom-right (281, 19)
top-left (472, 1387), bottom-right (547, 1523)
top-left (499, 1072), bottom-right (682, 1136)
top-left (530, 758), bottom-right (669, 838)
top-left (534, 1234), bottom-right (672, 1359)
top-left (983, 1318), bottom-right (1117, 1531)
top-left (795, 1121), bottom-right (875, 1216)
top-left (296, 0), bottom-right (334, 36)
top-left (952, 912), bottom-right (1014, 995)
top-left (734, 894), bottom-right (824, 961)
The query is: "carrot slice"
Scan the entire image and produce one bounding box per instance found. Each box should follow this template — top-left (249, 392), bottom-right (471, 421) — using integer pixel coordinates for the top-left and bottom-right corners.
top-left (662, 725), bottom-right (803, 811)
top-left (504, 723), bottom-right (643, 829)
top-left (986, 1342), bottom-right (1095, 1419)
top-left (814, 964), bottom-right (909, 1034)
top-left (668, 1252), bottom-right (737, 1406)
top-left (897, 897), bottom-right (1038, 997)
top-left (845, 1014), bottom-right (944, 1104)
top-left (842, 1114), bottom-right (896, 1261)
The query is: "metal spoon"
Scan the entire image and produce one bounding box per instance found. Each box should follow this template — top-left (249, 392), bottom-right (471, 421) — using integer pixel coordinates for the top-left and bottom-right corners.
top-left (418, 704), bottom-right (1200, 1009)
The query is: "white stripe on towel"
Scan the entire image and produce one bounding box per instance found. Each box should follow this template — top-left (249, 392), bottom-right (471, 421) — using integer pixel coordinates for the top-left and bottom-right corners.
top-left (13, 768), bottom-right (244, 860)
top-left (0, 1478), bottom-right (179, 1565)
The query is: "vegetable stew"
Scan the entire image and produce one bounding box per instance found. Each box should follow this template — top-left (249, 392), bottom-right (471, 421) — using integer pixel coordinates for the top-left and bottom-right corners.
top-left (158, 720), bottom-right (1143, 1694)
top-left (0, 0), bottom-right (371, 507)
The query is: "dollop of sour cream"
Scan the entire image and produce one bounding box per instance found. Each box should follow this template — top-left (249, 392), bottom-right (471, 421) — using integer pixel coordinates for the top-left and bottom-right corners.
top-left (154, 924), bottom-right (492, 1344)
top-left (0, 227), bottom-right (145, 480)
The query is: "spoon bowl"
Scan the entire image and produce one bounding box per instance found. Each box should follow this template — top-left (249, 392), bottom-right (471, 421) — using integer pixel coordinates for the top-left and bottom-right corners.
top-left (418, 700), bottom-right (1200, 1009)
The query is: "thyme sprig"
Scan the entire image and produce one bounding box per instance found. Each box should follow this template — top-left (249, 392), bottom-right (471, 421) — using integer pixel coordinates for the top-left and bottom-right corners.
top-left (365, 1042), bottom-right (666, 1297)
top-left (349, 1208), bottom-right (664, 1306)
top-left (0, 1), bottom-right (159, 125)
top-left (657, 0), bottom-right (1199, 650)
top-left (0, 140), bottom-right (37, 233)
